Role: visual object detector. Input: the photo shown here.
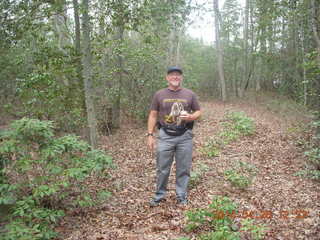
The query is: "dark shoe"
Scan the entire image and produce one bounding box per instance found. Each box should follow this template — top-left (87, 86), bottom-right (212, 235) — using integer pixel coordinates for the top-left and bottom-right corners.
top-left (149, 198), bottom-right (163, 207)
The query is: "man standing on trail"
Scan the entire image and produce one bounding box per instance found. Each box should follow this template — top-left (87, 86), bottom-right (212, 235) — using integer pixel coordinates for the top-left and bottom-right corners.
top-left (147, 66), bottom-right (201, 207)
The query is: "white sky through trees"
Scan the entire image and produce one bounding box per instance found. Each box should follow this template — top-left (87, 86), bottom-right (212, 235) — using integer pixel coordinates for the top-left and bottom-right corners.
top-left (186, 0), bottom-right (245, 44)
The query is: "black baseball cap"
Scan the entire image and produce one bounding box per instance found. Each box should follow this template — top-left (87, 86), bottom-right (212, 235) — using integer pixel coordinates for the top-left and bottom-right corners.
top-left (167, 66), bottom-right (183, 74)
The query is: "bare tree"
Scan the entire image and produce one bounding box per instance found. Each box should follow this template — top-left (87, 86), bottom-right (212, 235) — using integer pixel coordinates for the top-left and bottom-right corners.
top-left (213, 0), bottom-right (226, 101)
top-left (81, 0), bottom-right (98, 148)
top-left (239, 0), bottom-right (249, 98)
top-left (72, 0), bottom-right (83, 89)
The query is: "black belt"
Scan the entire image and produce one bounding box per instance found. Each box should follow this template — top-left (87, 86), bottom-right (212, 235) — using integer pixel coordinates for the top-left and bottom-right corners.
top-left (158, 122), bottom-right (193, 136)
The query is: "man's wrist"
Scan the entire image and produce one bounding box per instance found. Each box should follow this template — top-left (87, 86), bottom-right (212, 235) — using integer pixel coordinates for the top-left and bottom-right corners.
top-left (146, 133), bottom-right (154, 137)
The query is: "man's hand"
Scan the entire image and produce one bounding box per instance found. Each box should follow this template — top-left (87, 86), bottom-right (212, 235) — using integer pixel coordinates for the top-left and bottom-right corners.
top-left (180, 112), bottom-right (194, 122)
top-left (147, 135), bottom-right (156, 151)
top-left (180, 110), bottom-right (201, 122)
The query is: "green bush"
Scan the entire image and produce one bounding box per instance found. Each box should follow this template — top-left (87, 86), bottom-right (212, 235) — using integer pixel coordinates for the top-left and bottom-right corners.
top-left (0, 118), bottom-right (113, 240)
top-left (224, 170), bottom-right (252, 189)
top-left (185, 196), bottom-right (237, 232)
top-left (199, 225), bottom-right (240, 240)
top-left (201, 112), bottom-right (255, 158)
top-left (200, 138), bottom-right (221, 157)
top-left (222, 111), bottom-right (255, 139)
top-left (224, 161), bottom-right (257, 190)
top-left (189, 163), bottom-right (209, 189)
top-left (295, 119), bottom-right (320, 181)
top-left (305, 148), bottom-right (320, 169)
top-left (241, 219), bottom-right (268, 240)
top-left (184, 196), bottom-right (267, 240)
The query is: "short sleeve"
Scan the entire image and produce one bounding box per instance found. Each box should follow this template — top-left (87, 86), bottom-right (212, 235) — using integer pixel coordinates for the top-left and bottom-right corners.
top-left (150, 92), bottom-right (160, 111)
top-left (191, 93), bottom-right (200, 111)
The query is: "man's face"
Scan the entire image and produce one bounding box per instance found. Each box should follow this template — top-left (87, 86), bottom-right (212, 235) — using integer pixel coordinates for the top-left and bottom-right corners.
top-left (166, 71), bottom-right (183, 88)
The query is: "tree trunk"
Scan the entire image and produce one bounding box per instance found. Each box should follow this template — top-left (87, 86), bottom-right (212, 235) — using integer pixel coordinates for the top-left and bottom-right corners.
top-left (52, 0), bottom-right (71, 86)
top-left (311, 0), bottom-right (320, 138)
top-left (239, 0), bottom-right (249, 98)
top-left (301, 23), bottom-right (307, 106)
top-left (52, 0), bottom-right (71, 53)
top-left (213, 0), bottom-right (226, 101)
top-left (73, 0), bottom-right (81, 79)
top-left (112, 25), bottom-right (124, 129)
top-left (167, 14), bottom-right (180, 66)
top-left (81, 0), bottom-right (98, 148)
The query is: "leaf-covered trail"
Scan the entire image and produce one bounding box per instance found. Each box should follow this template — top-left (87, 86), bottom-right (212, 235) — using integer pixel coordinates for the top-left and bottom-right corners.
top-left (59, 100), bottom-right (319, 240)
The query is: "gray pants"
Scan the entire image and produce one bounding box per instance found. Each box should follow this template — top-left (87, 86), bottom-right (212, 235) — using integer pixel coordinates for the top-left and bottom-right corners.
top-left (154, 128), bottom-right (193, 201)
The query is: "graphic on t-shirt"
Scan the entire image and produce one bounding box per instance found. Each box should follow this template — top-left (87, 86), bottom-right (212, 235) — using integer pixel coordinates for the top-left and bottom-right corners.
top-left (164, 102), bottom-right (185, 125)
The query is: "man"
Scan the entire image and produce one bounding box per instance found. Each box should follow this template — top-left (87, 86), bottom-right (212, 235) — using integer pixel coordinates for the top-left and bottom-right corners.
top-left (147, 66), bottom-right (201, 207)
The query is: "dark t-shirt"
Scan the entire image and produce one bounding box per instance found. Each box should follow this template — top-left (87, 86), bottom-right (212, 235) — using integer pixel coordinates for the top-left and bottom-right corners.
top-left (150, 88), bottom-right (200, 127)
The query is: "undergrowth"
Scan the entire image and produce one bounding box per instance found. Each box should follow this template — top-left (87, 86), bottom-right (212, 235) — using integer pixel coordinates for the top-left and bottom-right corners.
top-left (295, 118), bottom-right (320, 181)
top-left (201, 111), bottom-right (255, 158)
top-left (189, 163), bottom-right (209, 189)
top-left (224, 160), bottom-right (258, 189)
top-left (0, 118), bottom-right (113, 240)
top-left (184, 196), bottom-right (267, 240)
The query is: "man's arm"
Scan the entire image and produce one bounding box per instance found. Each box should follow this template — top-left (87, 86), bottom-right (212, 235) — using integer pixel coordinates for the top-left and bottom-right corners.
top-left (190, 110), bottom-right (201, 121)
top-left (148, 110), bottom-right (158, 134)
top-left (180, 110), bottom-right (201, 122)
top-left (147, 110), bottom-right (158, 151)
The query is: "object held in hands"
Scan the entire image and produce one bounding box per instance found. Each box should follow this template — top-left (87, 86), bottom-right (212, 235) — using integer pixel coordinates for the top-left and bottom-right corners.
top-left (180, 110), bottom-right (188, 116)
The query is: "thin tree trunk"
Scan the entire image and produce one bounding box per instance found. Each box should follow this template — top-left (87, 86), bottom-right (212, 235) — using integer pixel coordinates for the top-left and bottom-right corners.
top-left (311, 0), bottom-right (320, 66)
top-left (239, 0), bottom-right (249, 98)
top-left (167, 15), bottom-right (180, 66)
top-left (311, 0), bottom-right (320, 138)
top-left (213, 0), bottom-right (226, 101)
top-left (73, 0), bottom-right (82, 81)
top-left (301, 23), bottom-right (307, 106)
top-left (81, 0), bottom-right (98, 148)
top-left (52, 0), bottom-right (71, 86)
top-left (52, 0), bottom-right (71, 53)
top-left (112, 25), bottom-right (124, 129)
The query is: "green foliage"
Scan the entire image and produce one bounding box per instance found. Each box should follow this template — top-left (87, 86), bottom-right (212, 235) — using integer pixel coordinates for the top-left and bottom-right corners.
top-left (201, 112), bottom-right (255, 158)
top-left (189, 163), bottom-right (209, 188)
top-left (185, 196), bottom-right (266, 240)
top-left (224, 160), bottom-right (257, 189)
top-left (199, 225), bottom-right (240, 240)
top-left (185, 196), bottom-right (237, 232)
top-left (295, 117), bottom-right (320, 181)
top-left (200, 138), bottom-right (221, 157)
top-left (241, 219), bottom-right (267, 240)
top-left (222, 111), bottom-right (255, 139)
top-left (224, 170), bottom-right (252, 189)
top-left (296, 147), bottom-right (320, 180)
top-left (0, 118), bottom-right (113, 240)
top-left (305, 148), bottom-right (320, 168)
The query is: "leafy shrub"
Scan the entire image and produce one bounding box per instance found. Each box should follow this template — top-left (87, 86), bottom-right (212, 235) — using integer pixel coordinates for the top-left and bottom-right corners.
top-left (224, 161), bottom-right (257, 189)
top-left (224, 170), bottom-right (252, 189)
top-left (185, 196), bottom-right (267, 240)
top-left (241, 219), bottom-right (267, 240)
top-left (189, 163), bottom-right (209, 188)
top-left (295, 119), bottom-right (320, 180)
top-left (185, 196), bottom-right (237, 232)
top-left (199, 225), bottom-right (240, 240)
top-left (305, 148), bottom-right (320, 169)
top-left (200, 138), bottom-right (221, 157)
top-left (0, 118), bottom-right (113, 240)
top-left (222, 111), bottom-right (255, 139)
top-left (201, 112), bottom-right (255, 158)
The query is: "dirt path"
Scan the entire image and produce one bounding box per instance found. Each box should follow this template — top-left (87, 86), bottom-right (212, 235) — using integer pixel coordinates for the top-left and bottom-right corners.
top-left (59, 100), bottom-right (319, 240)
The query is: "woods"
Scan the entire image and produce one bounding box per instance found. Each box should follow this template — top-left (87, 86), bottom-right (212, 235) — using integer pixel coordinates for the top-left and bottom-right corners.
top-left (0, 0), bottom-right (319, 130)
top-left (0, 0), bottom-right (319, 239)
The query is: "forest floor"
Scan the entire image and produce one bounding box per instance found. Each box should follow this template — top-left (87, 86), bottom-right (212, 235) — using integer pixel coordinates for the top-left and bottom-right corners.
top-left (57, 95), bottom-right (320, 240)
